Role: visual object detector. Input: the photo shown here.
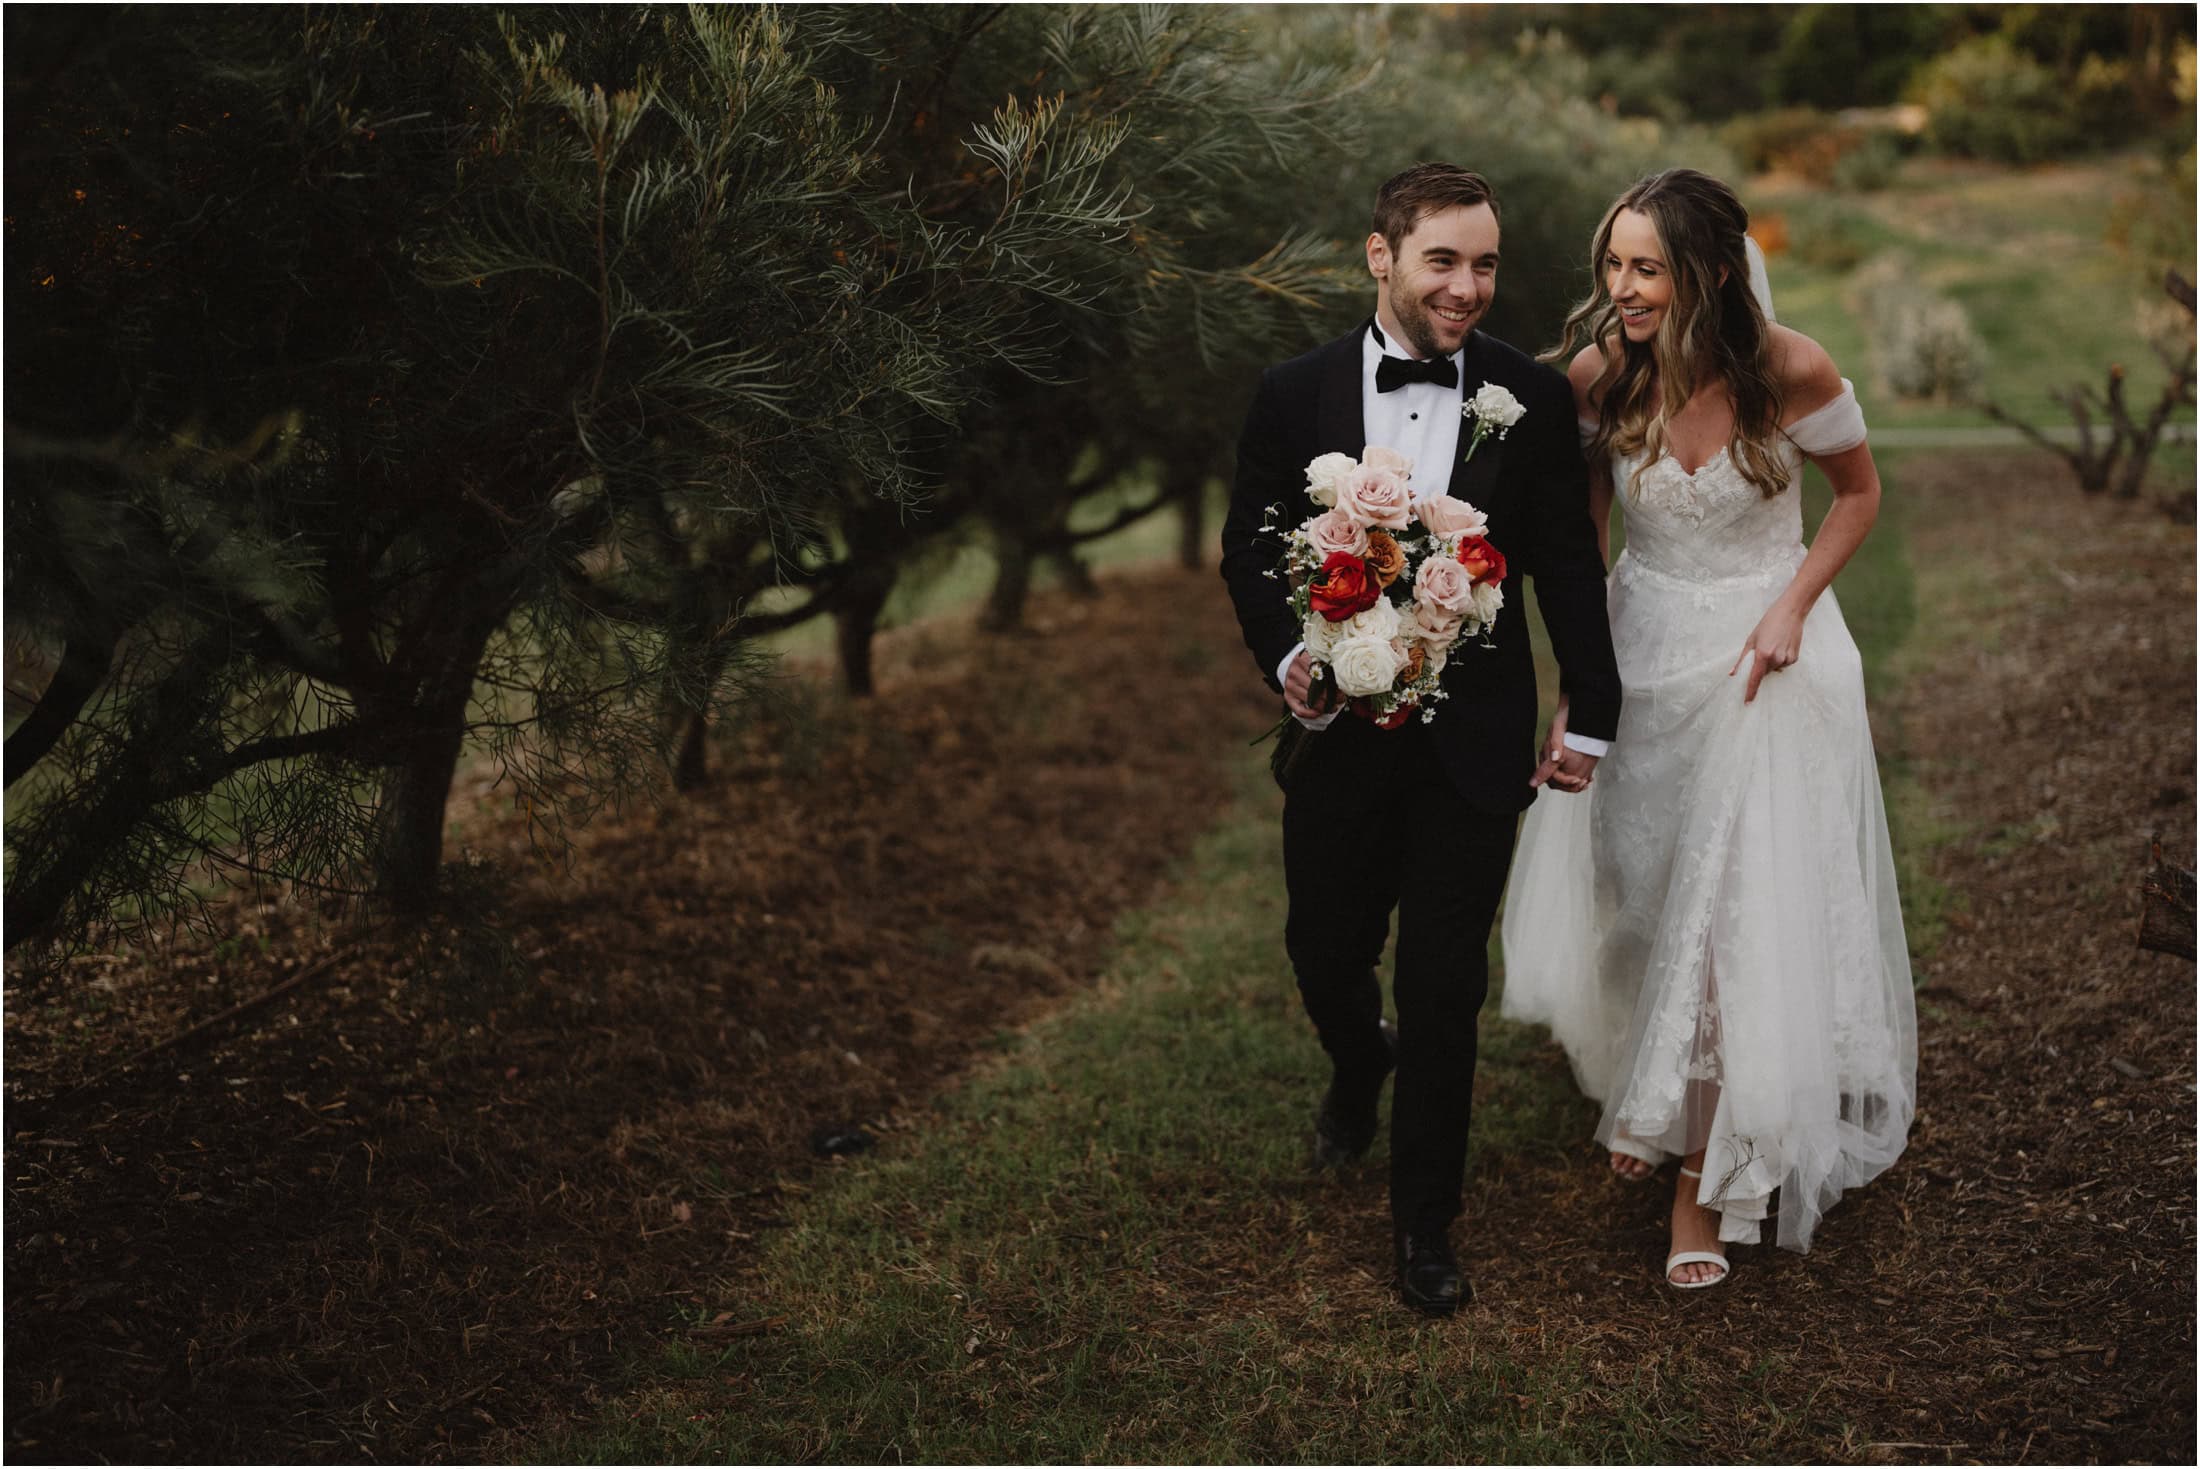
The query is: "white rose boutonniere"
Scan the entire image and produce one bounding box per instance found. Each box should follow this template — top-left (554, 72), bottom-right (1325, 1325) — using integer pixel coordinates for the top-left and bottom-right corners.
top-left (1460, 382), bottom-right (1527, 462)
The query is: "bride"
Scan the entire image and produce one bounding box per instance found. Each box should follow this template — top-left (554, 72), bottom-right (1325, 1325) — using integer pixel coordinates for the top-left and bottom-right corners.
top-left (1501, 169), bottom-right (1916, 1288)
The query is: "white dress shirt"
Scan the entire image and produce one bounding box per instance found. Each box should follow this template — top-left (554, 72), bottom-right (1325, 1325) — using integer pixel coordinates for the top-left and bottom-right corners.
top-left (1280, 321), bottom-right (1611, 759)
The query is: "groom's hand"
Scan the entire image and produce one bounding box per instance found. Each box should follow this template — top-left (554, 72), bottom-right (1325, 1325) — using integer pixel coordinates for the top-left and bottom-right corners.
top-left (1531, 698), bottom-right (1598, 792)
top-left (1538, 747), bottom-right (1599, 793)
top-left (1283, 651), bottom-right (1337, 721)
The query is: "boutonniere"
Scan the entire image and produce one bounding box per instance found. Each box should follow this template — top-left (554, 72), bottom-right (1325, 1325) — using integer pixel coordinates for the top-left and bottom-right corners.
top-left (1460, 382), bottom-right (1526, 461)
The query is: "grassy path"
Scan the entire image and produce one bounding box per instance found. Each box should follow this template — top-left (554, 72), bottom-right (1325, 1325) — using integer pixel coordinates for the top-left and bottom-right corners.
top-left (527, 456), bottom-right (1970, 1462)
top-left (536, 753), bottom-right (1687, 1463)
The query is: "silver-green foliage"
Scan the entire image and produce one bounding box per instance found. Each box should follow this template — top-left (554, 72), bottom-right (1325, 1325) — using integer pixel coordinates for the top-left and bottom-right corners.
top-left (1854, 256), bottom-right (1989, 403)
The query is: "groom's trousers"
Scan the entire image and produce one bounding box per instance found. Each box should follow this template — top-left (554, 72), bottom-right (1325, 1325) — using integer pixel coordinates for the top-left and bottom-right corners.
top-left (1281, 714), bottom-right (1519, 1238)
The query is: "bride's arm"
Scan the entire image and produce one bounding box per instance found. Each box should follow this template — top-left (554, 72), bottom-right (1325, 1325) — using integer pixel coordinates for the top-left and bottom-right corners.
top-left (1566, 346), bottom-right (1615, 564)
top-left (1732, 330), bottom-right (1882, 703)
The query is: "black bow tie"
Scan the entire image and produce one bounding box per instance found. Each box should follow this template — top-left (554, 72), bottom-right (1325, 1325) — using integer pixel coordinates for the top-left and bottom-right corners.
top-left (1375, 353), bottom-right (1459, 394)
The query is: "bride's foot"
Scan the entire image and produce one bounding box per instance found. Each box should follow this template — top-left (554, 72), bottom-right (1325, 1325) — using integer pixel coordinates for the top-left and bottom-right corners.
top-left (1665, 1164), bottom-right (1730, 1288)
top-left (1609, 1149), bottom-right (1655, 1182)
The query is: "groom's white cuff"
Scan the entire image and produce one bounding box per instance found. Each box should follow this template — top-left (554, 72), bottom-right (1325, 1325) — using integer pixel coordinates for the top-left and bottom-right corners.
top-left (1279, 642), bottom-right (1613, 749)
top-left (1276, 642), bottom-right (1340, 731)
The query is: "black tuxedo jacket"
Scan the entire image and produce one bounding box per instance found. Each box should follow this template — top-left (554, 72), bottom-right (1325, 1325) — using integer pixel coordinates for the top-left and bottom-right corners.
top-left (1219, 322), bottom-right (1622, 815)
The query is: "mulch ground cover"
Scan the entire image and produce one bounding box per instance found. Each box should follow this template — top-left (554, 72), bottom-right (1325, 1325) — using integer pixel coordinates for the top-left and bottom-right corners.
top-left (6, 455), bottom-right (2194, 1464)
top-left (3, 567), bottom-right (1277, 1463)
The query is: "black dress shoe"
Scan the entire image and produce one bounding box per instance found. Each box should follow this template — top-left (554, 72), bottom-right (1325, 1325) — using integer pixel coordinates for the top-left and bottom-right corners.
top-left (1394, 1231), bottom-right (1467, 1315)
top-left (1312, 1019), bottom-right (1398, 1168)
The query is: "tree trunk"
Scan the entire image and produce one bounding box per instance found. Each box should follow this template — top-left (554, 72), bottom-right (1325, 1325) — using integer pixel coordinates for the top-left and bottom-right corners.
top-left (672, 708), bottom-right (712, 792)
top-left (370, 615), bottom-right (500, 912)
top-left (834, 568), bottom-right (893, 697)
top-left (1175, 483), bottom-right (1206, 570)
top-left (666, 604), bottom-right (739, 794)
top-left (984, 532), bottom-right (1034, 633)
top-left (1049, 546), bottom-right (1101, 600)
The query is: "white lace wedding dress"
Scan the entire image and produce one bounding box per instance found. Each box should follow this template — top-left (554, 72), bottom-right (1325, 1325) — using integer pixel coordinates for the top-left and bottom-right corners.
top-left (1500, 384), bottom-right (1916, 1252)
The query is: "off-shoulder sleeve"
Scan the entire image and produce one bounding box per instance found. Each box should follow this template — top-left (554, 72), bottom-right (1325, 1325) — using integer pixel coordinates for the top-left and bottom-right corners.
top-left (1782, 378), bottom-right (1867, 456)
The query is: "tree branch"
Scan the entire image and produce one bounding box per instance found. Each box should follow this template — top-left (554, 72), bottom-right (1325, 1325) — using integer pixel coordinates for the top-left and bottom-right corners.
top-left (1059, 489), bottom-right (1170, 546)
top-left (3, 631), bottom-right (113, 789)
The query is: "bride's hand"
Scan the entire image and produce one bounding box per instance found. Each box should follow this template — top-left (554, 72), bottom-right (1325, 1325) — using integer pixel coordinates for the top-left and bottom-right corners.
top-left (1730, 603), bottom-right (1805, 703)
top-left (1530, 695), bottom-right (1571, 788)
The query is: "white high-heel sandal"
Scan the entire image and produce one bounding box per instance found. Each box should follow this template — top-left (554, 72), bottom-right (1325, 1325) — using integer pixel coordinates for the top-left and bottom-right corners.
top-left (1664, 1166), bottom-right (1731, 1290)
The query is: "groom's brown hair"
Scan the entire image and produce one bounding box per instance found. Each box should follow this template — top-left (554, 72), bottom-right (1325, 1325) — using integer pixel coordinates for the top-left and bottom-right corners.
top-left (1373, 164), bottom-right (1501, 251)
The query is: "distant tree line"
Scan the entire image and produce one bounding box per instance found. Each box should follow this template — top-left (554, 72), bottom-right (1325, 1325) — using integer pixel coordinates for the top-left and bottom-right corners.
top-left (1440, 3), bottom-right (2194, 152)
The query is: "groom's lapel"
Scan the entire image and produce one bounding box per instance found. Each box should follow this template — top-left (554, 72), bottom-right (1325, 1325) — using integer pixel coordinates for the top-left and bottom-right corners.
top-left (1317, 324), bottom-right (1367, 457)
top-left (1443, 332), bottom-right (1504, 507)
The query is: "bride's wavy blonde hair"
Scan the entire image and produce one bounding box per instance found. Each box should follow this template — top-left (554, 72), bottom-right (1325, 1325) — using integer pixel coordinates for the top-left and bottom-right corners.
top-left (1548, 169), bottom-right (1787, 498)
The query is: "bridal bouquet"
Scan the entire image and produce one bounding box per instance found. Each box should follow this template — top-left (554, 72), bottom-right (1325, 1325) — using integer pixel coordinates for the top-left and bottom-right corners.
top-left (1265, 444), bottom-right (1507, 729)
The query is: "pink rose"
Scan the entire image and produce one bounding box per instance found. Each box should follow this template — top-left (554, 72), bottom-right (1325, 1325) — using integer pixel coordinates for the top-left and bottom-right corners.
top-left (1412, 553), bottom-right (1475, 615)
top-left (1409, 600), bottom-right (1464, 646)
top-left (1304, 509), bottom-right (1369, 561)
top-left (1335, 464), bottom-right (1413, 530)
top-left (1413, 494), bottom-right (1488, 540)
top-left (1361, 445), bottom-right (1414, 477)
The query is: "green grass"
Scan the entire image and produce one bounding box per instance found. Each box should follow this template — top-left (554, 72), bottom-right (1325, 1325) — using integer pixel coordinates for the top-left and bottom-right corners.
top-left (538, 415), bottom-right (1958, 1468)
top-left (535, 756), bottom-right (1696, 1464)
top-left (1755, 151), bottom-right (2196, 433)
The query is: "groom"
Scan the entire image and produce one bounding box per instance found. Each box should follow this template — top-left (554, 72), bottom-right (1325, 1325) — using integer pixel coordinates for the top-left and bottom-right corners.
top-left (1219, 163), bottom-right (1621, 1314)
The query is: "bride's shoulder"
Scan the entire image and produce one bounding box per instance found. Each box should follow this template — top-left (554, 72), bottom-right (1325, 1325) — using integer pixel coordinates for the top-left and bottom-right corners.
top-left (1766, 325), bottom-right (1845, 419)
top-left (1565, 340), bottom-right (1617, 417)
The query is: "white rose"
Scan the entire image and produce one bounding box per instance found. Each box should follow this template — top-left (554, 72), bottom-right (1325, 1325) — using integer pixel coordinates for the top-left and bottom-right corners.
top-left (1344, 597), bottom-right (1401, 644)
top-left (1469, 580), bottom-right (1504, 627)
top-left (1303, 610), bottom-right (1342, 661)
top-left (1466, 382), bottom-right (1526, 428)
top-left (1329, 634), bottom-right (1403, 697)
top-left (1421, 640), bottom-right (1450, 679)
top-left (1304, 452), bottom-right (1356, 508)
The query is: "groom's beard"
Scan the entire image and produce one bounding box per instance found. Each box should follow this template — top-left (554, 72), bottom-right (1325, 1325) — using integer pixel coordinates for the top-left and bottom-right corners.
top-left (1386, 280), bottom-right (1477, 360)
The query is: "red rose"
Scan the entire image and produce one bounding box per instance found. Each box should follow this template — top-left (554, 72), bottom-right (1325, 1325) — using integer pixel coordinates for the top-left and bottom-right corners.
top-left (1457, 535), bottom-right (1507, 587)
top-left (1350, 697), bottom-right (1416, 730)
top-left (1309, 550), bottom-right (1382, 621)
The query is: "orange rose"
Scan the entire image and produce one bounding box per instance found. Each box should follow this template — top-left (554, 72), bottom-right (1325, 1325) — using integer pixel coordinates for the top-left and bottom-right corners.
top-left (1457, 535), bottom-right (1507, 587)
top-left (1363, 530), bottom-right (1407, 588)
top-left (1398, 643), bottom-right (1426, 681)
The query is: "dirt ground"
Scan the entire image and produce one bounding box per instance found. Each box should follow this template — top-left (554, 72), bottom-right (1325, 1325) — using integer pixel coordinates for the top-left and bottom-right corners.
top-left (5, 455), bottom-right (2194, 1463)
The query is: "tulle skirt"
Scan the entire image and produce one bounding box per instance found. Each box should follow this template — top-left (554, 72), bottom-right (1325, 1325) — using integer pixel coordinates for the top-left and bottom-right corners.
top-left (1501, 550), bottom-right (1916, 1250)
